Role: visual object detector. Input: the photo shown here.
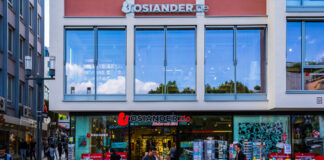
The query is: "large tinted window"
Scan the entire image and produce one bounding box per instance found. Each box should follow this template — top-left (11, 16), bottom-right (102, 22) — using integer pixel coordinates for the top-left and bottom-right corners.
top-left (135, 27), bottom-right (196, 95)
top-left (97, 30), bottom-right (126, 94)
top-left (65, 28), bottom-right (126, 97)
top-left (287, 0), bottom-right (324, 7)
top-left (135, 29), bottom-right (165, 94)
top-left (287, 21), bottom-right (324, 91)
top-left (205, 27), bottom-right (266, 95)
top-left (66, 30), bottom-right (95, 95)
top-left (205, 29), bottom-right (234, 93)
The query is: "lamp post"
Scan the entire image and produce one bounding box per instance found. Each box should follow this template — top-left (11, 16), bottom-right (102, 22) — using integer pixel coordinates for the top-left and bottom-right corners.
top-left (25, 55), bottom-right (55, 160)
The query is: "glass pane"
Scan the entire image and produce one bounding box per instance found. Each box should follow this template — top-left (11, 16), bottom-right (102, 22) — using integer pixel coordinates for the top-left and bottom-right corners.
top-left (135, 29), bottom-right (165, 94)
top-left (234, 115), bottom-right (290, 159)
top-left (304, 0), bottom-right (324, 6)
top-left (236, 30), bottom-right (265, 93)
top-left (73, 116), bottom-right (129, 160)
top-left (205, 29), bottom-right (234, 93)
top-left (305, 22), bottom-right (324, 65)
top-left (66, 30), bottom-right (95, 95)
top-left (97, 30), bottom-right (126, 94)
top-left (287, 0), bottom-right (302, 6)
top-left (166, 29), bottom-right (196, 94)
top-left (304, 68), bottom-right (324, 90)
top-left (287, 22), bottom-right (302, 90)
top-left (292, 115), bottom-right (324, 156)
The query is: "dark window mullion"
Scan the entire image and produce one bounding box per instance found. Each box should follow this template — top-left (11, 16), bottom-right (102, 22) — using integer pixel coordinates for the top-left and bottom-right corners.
top-left (94, 27), bottom-right (98, 99)
top-left (301, 21), bottom-right (306, 90)
top-left (164, 26), bottom-right (167, 98)
top-left (233, 26), bottom-right (237, 98)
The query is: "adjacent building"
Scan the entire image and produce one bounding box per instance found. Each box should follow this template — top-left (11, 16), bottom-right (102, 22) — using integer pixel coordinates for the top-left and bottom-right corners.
top-left (50, 0), bottom-right (324, 159)
top-left (0, 0), bottom-right (45, 158)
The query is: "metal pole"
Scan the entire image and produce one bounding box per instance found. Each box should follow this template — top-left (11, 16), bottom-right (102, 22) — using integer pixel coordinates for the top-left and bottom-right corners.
top-left (37, 79), bottom-right (43, 160)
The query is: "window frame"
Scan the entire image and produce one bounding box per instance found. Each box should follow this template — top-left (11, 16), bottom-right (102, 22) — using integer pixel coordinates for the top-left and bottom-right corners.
top-left (37, 16), bottom-right (41, 38)
top-left (7, 75), bottom-right (13, 104)
top-left (287, 0), bottom-right (324, 12)
top-left (133, 26), bottom-right (197, 102)
top-left (19, 37), bottom-right (24, 62)
top-left (286, 19), bottom-right (324, 93)
top-left (8, 26), bottom-right (14, 55)
top-left (29, 5), bottom-right (33, 29)
top-left (19, 0), bottom-right (24, 18)
top-left (63, 27), bottom-right (127, 101)
top-left (204, 25), bottom-right (267, 101)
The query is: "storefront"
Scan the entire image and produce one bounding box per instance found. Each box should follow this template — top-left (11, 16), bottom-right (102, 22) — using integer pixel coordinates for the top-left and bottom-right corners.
top-left (70, 112), bottom-right (324, 160)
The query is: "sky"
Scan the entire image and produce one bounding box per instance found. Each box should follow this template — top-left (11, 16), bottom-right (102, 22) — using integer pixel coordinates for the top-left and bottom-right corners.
top-left (45, 0), bottom-right (49, 47)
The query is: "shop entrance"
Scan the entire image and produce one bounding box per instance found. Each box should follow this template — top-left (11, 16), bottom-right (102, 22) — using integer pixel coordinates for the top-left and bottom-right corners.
top-left (131, 126), bottom-right (177, 160)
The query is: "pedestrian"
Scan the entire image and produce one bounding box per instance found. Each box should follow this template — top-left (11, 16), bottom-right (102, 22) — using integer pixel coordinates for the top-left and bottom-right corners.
top-left (46, 144), bottom-right (57, 160)
top-left (235, 144), bottom-right (246, 160)
top-left (63, 140), bottom-right (68, 159)
top-left (142, 146), bottom-right (158, 160)
top-left (19, 139), bottom-right (27, 160)
top-left (168, 143), bottom-right (177, 160)
top-left (0, 144), bottom-right (12, 160)
top-left (57, 139), bottom-right (63, 159)
top-left (110, 149), bottom-right (122, 160)
top-left (29, 140), bottom-right (36, 160)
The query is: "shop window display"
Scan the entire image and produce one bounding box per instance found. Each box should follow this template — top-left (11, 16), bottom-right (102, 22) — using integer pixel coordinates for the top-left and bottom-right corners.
top-left (178, 115), bottom-right (233, 160)
top-left (234, 116), bottom-right (290, 159)
top-left (292, 115), bottom-right (324, 157)
top-left (71, 116), bottom-right (129, 160)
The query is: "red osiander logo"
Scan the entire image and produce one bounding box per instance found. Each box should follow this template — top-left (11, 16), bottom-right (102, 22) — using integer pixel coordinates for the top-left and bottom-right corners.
top-left (118, 112), bottom-right (129, 126)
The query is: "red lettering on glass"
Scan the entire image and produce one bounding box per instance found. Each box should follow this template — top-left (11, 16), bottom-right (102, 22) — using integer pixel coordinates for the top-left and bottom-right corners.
top-left (118, 112), bottom-right (129, 126)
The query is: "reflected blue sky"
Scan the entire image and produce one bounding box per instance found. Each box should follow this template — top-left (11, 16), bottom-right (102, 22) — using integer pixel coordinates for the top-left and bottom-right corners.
top-left (135, 29), bottom-right (196, 94)
top-left (305, 22), bottom-right (324, 65)
top-left (205, 29), bottom-right (234, 91)
top-left (66, 30), bottom-right (95, 95)
top-left (97, 30), bottom-right (126, 94)
top-left (287, 0), bottom-right (324, 6)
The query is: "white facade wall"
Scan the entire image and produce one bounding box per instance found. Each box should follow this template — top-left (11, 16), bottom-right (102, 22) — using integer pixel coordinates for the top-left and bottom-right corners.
top-left (49, 0), bottom-right (324, 112)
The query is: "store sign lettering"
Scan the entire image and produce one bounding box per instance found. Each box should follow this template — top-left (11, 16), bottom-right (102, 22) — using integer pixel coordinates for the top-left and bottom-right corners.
top-left (122, 1), bottom-right (208, 13)
top-left (117, 112), bottom-right (190, 126)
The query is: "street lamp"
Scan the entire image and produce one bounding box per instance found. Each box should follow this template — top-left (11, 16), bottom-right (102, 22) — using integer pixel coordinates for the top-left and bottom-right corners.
top-left (25, 55), bottom-right (55, 160)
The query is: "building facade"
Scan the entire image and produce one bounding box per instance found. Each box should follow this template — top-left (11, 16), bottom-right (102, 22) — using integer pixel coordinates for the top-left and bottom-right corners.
top-left (50, 0), bottom-right (324, 159)
top-left (0, 0), bottom-right (45, 158)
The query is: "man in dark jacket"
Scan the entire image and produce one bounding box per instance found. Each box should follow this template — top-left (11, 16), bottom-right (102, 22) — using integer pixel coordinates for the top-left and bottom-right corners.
top-left (110, 149), bottom-right (121, 160)
top-left (235, 144), bottom-right (246, 160)
top-left (142, 146), bottom-right (157, 160)
top-left (0, 145), bottom-right (12, 160)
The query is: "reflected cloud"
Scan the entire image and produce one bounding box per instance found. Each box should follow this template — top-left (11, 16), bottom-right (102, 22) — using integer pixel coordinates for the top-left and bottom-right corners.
top-left (66, 63), bottom-right (85, 79)
top-left (135, 79), bottom-right (159, 94)
top-left (97, 76), bottom-right (126, 94)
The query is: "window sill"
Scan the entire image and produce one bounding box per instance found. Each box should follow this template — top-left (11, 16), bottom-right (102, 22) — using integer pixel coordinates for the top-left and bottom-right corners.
top-left (287, 7), bottom-right (324, 12)
top-left (64, 94), bottom-right (126, 102)
top-left (134, 94), bottom-right (196, 102)
top-left (205, 93), bottom-right (267, 101)
top-left (286, 90), bottom-right (324, 94)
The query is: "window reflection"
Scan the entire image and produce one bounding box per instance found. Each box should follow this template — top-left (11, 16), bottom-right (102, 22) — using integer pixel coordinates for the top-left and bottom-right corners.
top-left (305, 22), bottom-right (324, 65)
top-left (205, 29), bottom-right (234, 93)
top-left (236, 29), bottom-right (264, 93)
top-left (287, 0), bottom-right (301, 6)
top-left (304, 0), bottom-right (324, 6)
top-left (66, 30), bottom-right (95, 95)
top-left (286, 22), bottom-right (302, 90)
top-left (304, 68), bottom-right (324, 90)
top-left (97, 30), bottom-right (126, 94)
top-left (135, 29), bottom-right (165, 94)
top-left (135, 27), bottom-right (196, 95)
top-left (166, 29), bottom-right (196, 94)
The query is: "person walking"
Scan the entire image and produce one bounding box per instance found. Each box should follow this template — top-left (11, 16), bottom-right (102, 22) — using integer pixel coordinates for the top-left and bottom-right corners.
top-left (235, 144), bottom-right (246, 160)
top-left (142, 146), bottom-right (158, 160)
top-left (0, 145), bottom-right (12, 160)
top-left (29, 140), bottom-right (36, 160)
top-left (46, 144), bottom-right (57, 160)
top-left (110, 149), bottom-right (122, 160)
top-left (19, 139), bottom-right (27, 160)
top-left (168, 143), bottom-right (177, 160)
top-left (57, 139), bottom-right (63, 159)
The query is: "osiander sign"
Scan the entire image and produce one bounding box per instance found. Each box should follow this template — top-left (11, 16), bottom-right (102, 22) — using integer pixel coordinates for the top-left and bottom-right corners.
top-left (122, 1), bottom-right (209, 13)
